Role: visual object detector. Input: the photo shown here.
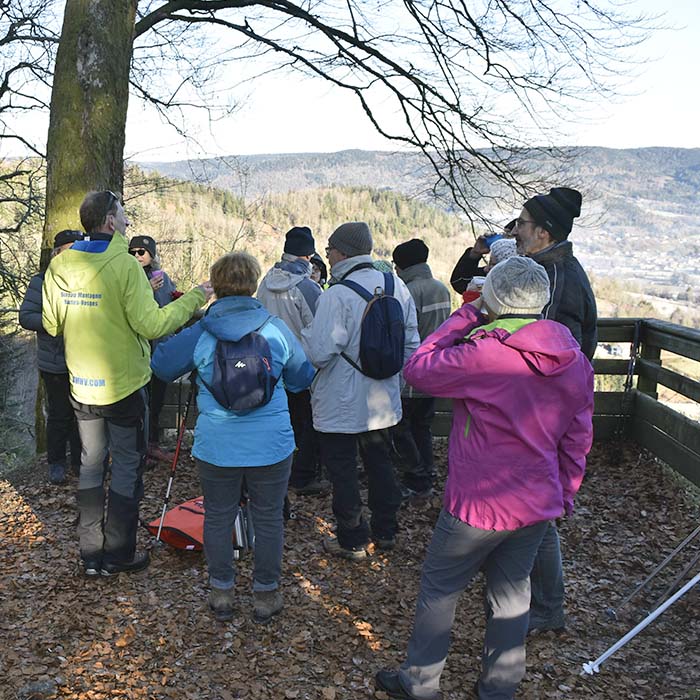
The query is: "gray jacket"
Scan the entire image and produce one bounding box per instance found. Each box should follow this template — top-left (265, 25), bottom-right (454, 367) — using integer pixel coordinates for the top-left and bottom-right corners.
top-left (257, 255), bottom-right (322, 342)
top-left (397, 262), bottom-right (452, 398)
top-left (19, 273), bottom-right (68, 374)
top-left (301, 255), bottom-right (419, 434)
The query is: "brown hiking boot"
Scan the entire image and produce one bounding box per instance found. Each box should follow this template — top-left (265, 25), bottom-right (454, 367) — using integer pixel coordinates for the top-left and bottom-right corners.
top-left (253, 589), bottom-right (283, 624)
top-left (208, 586), bottom-right (235, 622)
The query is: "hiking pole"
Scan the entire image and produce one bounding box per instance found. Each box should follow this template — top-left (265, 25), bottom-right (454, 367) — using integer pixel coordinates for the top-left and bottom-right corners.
top-left (648, 549), bottom-right (700, 614)
top-left (582, 569), bottom-right (700, 675)
top-left (155, 376), bottom-right (196, 542)
top-left (604, 523), bottom-right (700, 620)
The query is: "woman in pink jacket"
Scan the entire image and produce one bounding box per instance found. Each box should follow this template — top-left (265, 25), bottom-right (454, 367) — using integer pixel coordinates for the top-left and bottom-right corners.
top-left (376, 256), bottom-right (594, 700)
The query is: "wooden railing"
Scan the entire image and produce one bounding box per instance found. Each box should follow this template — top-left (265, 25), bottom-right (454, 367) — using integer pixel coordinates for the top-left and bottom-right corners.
top-left (160, 317), bottom-right (700, 488)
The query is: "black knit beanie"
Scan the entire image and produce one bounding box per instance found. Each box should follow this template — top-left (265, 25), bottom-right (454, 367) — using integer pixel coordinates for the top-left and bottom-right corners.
top-left (284, 226), bottom-right (315, 257)
top-left (392, 238), bottom-right (429, 270)
top-left (523, 187), bottom-right (582, 241)
top-left (129, 235), bottom-right (157, 258)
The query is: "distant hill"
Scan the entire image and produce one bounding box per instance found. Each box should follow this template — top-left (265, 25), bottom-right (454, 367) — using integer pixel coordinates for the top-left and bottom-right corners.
top-left (138, 147), bottom-right (700, 290)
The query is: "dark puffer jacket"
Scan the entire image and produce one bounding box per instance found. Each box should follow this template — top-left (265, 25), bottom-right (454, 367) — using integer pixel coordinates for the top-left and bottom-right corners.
top-left (532, 241), bottom-right (598, 361)
top-left (19, 272), bottom-right (68, 374)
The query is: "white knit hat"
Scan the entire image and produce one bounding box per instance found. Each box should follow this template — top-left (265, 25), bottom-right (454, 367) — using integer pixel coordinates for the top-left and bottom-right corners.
top-left (488, 238), bottom-right (517, 266)
top-left (481, 257), bottom-right (550, 316)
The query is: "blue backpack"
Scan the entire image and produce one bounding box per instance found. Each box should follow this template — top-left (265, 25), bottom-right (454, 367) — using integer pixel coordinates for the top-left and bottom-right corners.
top-left (199, 317), bottom-right (278, 414)
top-left (339, 270), bottom-right (406, 380)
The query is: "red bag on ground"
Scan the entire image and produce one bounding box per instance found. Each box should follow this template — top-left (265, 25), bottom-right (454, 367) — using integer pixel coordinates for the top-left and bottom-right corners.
top-left (146, 497), bottom-right (206, 550)
top-left (146, 496), bottom-right (253, 554)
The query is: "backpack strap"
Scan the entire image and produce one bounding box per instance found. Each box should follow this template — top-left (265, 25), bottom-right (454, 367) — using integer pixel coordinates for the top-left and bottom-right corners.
top-left (338, 279), bottom-right (373, 302)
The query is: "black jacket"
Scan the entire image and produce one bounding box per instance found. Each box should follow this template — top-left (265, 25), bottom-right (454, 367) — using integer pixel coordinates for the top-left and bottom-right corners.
top-left (450, 247), bottom-right (487, 294)
top-left (532, 241), bottom-right (598, 360)
top-left (19, 272), bottom-right (69, 374)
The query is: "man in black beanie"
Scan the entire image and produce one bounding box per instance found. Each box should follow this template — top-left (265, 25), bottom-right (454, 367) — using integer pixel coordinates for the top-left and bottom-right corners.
top-left (391, 238), bottom-right (451, 500)
top-left (257, 225), bottom-right (326, 495)
top-left (512, 186), bottom-right (597, 635)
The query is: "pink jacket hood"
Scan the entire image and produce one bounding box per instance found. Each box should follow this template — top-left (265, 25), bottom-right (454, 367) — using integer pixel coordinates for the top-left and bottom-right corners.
top-left (404, 305), bottom-right (594, 530)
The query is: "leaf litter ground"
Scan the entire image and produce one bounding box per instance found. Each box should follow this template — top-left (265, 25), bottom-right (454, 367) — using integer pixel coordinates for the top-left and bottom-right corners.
top-left (1, 440), bottom-right (699, 700)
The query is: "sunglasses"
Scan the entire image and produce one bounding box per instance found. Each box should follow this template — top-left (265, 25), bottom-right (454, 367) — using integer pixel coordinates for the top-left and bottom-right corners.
top-left (129, 249), bottom-right (148, 256)
top-left (103, 190), bottom-right (121, 218)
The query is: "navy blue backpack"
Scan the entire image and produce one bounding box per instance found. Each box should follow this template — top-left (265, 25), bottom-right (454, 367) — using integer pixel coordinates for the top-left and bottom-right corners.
top-left (199, 317), bottom-right (278, 414)
top-left (339, 271), bottom-right (406, 380)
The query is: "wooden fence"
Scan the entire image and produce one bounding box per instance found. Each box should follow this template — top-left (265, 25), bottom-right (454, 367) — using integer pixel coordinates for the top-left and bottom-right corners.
top-left (161, 318), bottom-right (700, 488)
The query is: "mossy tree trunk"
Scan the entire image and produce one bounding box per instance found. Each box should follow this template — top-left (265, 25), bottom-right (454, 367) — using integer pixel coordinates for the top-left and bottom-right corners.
top-left (37, 0), bottom-right (137, 450)
top-left (42, 0), bottom-right (137, 270)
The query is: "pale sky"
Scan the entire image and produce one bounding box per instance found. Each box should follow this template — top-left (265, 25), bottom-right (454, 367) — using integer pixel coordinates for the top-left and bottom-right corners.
top-left (123, 0), bottom-right (700, 162)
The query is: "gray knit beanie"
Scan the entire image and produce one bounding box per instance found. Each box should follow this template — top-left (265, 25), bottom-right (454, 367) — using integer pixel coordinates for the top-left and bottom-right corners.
top-left (481, 257), bottom-right (550, 316)
top-left (328, 222), bottom-right (373, 257)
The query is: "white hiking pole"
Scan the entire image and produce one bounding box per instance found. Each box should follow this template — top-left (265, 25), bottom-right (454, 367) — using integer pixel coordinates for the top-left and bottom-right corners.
top-left (582, 569), bottom-right (700, 676)
top-left (156, 378), bottom-right (196, 542)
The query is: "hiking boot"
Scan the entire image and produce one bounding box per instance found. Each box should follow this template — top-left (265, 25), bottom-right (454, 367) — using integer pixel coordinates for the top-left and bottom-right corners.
top-left (208, 586), bottom-right (235, 622)
top-left (82, 560), bottom-right (102, 578)
top-left (401, 485), bottom-right (433, 505)
top-left (374, 537), bottom-right (396, 551)
top-left (375, 670), bottom-right (423, 699)
top-left (323, 536), bottom-right (367, 561)
top-left (48, 463), bottom-right (67, 485)
top-left (527, 613), bottom-right (566, 635)
top-left (100, 551), bottom-right (150, 577)
top-left (289, 478), bottom-right (330, 496)
top-left (253, 589), bottom-right (283, 624)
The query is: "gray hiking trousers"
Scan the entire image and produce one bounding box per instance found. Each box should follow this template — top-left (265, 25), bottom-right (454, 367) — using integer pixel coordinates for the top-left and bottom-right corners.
top-left (399, 509), bottom-right (548, 700)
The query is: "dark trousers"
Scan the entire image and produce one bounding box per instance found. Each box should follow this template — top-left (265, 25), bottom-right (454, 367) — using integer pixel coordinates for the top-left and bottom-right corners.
top-left (148, 375), bottom-right (168, 446)
top-left (319, 430), bottom-right (402, 549)
top-left (391, 397), bottom-right (436, 492)
top-left (286, 389), bottom-right (321, 488)
top-left (72, 387), bottom-right (148, 566)
top-left (41, 371), bottom-right (81, 468)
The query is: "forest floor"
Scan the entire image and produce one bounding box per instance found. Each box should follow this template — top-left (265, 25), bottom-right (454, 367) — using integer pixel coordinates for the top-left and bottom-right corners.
top-left (1, 439), bottom-right (699, 700)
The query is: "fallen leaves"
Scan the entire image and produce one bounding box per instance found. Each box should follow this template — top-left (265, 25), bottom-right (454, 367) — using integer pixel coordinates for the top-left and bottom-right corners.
top-left (1, 441), bottom-right (698, 699)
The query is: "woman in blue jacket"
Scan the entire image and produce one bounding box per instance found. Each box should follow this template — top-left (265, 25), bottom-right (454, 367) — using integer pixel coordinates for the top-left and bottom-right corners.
top-left (152, 252), bottom-right (315, 624)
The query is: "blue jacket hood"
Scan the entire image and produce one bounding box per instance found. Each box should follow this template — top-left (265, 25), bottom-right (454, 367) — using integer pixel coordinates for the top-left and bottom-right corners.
top-left (201, 296), bottom-right (271, 341)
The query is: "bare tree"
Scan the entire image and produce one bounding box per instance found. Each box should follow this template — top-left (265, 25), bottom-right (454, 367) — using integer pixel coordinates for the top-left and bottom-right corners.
top-left (0, 0), bottom-right (57, 283)
top-left (42, 0), bottom-right (655, 251)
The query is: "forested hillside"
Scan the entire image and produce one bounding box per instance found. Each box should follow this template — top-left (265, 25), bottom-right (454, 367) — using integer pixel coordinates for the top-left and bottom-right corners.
top-left (124, 172), bottom-right (470, 291)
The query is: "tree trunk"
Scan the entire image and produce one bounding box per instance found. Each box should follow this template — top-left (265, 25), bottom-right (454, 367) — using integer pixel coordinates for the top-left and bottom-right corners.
top-left (38, 0), bottom-right (137, 449)
top-left (42, 0), bottom-right (137, 268)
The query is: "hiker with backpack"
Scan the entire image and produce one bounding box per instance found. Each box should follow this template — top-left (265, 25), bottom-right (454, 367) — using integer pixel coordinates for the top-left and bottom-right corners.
top-left (375, 257), bottom-right (593, 700)
top-left (257, 226), bottom-right (326, 496)
top-left (301, 222), bottom-right (419, 560)
top-left (151, 252), bottom-right (315, 623)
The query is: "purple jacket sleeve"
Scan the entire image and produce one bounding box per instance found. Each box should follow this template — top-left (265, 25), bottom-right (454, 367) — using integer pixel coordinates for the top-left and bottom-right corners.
top-left (557, 389), bottom-right (594, 515)
top-left (403, 304), bottom-right (489, 398)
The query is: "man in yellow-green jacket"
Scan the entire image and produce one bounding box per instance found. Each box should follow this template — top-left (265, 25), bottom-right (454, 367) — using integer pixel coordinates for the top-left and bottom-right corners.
top-left (43, 190), bottom-right (213, 577)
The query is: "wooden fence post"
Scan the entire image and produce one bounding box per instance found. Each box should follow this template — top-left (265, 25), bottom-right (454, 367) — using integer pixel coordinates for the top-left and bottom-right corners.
top-left (637, 321), bottom-right (661, 400)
